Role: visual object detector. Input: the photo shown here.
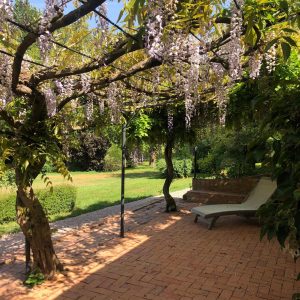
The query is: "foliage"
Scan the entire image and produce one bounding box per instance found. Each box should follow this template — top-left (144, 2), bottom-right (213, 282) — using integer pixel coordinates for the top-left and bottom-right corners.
top-left (127, 112), bottom-right (152, 167)
top-left (156, 158), bottom-right (192, 178)
top-left (129, 112), bottom-right (152, 140)
top-left (38, 185), bottom-right (76, 216)
top-left (103, 144), bottom-right (122, 171)
top-left (228, 52), bottom-right (300, 256)
top-left (68, 131), bottom-right (110, 172)
top-left (0, 193), bottom-right (15, 223)
top-left (24, 270), bottom-right (45, 288)
top-left (41, 163), bottom-right (56, 173)
top-left (0, 185), bottom-right (76, 223)
top-left (0, 169), bottom-right (15, 188)
top-left (196, 127), bottom-right (262, 178)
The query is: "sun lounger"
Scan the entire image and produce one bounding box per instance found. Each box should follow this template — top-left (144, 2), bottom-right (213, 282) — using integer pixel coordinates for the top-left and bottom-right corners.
top-left (191, 177), bottom-right (277, 229)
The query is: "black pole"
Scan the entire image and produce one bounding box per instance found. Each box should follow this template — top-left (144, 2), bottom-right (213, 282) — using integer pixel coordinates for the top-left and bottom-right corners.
top-left (120, 122), bottom-right (126, 238)
top-left (25, 237), bottom-right (31, 273)
top-left (193, 146), bottom-right (197, 179)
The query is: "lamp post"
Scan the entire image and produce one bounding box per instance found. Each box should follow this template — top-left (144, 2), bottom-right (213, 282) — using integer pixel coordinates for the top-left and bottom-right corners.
top-left (119, 111), bottom-right (136, 238)
top-left (194, 146), bottom-right (197, 179)
top-left (120, 121), bottom-right (126, 238)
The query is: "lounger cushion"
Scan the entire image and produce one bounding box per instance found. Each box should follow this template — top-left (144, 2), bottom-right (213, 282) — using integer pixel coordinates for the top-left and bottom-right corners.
top-left (191, 205), bottom-right (256, 218)
top-left (191, 177), bottom-right (277, 219)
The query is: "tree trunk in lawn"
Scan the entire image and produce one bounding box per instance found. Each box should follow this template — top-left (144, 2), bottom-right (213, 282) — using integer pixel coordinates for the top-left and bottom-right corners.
top-left (163, 136), bottom-right (177, 212)
top-left (149, 147), bottom-right (156, 167)
top-left (15, 167), bottom-right (63, 278)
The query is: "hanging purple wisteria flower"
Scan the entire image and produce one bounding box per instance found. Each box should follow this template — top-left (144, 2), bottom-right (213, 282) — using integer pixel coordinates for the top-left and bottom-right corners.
top-left (0, 0), bottom-right (13, 33)
top-left (44, 87), bottom-right (56, 117)
top-left (38, 0), bottom-right (67, 61)
top-left (0, 53), bottom-right (13, 107)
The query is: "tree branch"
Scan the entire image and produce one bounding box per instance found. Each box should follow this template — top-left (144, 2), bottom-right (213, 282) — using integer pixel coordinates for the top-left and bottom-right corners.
top-left (93, 57), bottom-right (161, 88)
top-left (56, 57), bottom-right (161, 112)
top-left (11, 0), bottom-right (106, 92)
top-left (29, 37), bottom-right (140, 85)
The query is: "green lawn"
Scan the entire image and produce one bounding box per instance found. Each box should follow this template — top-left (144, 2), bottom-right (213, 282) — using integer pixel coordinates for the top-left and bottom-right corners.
top-left (0, 164), bottom-right (191, 235)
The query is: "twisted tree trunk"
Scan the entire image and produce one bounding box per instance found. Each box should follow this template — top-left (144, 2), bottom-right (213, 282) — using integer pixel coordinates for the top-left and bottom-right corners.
top-left (163, 135), bottom-right (177, 212)
top-left (15, 167), bottom-right (63, 278)
top-left (13, 90), bottom-right (62, 278)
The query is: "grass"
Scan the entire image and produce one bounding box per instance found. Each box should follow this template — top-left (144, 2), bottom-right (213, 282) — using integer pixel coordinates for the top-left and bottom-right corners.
top-left (0, 164), bottom-right (192, 236)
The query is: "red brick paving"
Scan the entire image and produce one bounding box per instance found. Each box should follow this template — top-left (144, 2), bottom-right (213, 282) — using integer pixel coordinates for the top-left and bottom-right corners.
top-left (0, 198), bottom-right (299, 300)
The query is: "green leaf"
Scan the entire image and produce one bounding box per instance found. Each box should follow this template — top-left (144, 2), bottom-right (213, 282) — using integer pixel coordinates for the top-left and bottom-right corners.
top-left (279, 0), bottom-right (289, 14)
top-left (282, 28), bottom-right (298, 34)
top-left (281, 42), bottom-right (291, 62)
top-left (54, 126), bottom-right (59, 136)
top-left (282, 36), bottom-right (297, 47)
top-left (277, 225), bottom-right (289, 247)
top-left (24, 271), bottom-right (45, 287)
top-left (24, 160), bottom-right (29, 170)
top-left (117, 9), bottom-right (125, 23)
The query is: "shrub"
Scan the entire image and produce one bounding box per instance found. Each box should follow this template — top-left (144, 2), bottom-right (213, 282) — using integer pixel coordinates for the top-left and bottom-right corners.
top-left (156, 159), bottom-right (166, 176)
top-left (103, 144), bottom-right (122, 171)
top-left (38, 185), bottom-right (76, 216)
top-left (0, 169), bottom-right (15, 188)
top-left (195, 127), bottom-right (263, 178)
top-left (0, 193), bottom-right (16, 223)
top-left (0, 185), bottom-right (76, 224)
top-left (156, 158), bottom-right (192, 178)
top-left (198, 153), bottom-right (217, 174)
top-left (68, 131), bottom-right (110, 171)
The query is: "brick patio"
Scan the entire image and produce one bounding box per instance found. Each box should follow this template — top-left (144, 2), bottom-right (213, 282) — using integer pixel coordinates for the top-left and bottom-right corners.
top-left (0, 197), bottom-right (299, 300)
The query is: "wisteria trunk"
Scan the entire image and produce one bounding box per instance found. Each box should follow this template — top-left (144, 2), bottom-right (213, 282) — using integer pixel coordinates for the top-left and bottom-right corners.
top-left (15, 168), bottom-right (62, 278)
top-left (163, 136), bottom-right (177, 212)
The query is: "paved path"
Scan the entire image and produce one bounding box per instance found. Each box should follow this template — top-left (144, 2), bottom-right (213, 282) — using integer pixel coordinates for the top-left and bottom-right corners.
top-left (0, 189), bottom-right (189, 260)
top-left (0, 190), bottom-right (299, 300)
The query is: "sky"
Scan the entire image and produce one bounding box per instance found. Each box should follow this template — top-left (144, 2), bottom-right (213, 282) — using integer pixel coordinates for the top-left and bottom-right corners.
top-left (28, 0), bottom-right (124, 26)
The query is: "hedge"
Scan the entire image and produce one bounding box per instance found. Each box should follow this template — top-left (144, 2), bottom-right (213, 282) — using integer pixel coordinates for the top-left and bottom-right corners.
top-left (0, 194), bottom-right (15, 223)
top-left (156, 158), bottom-right (192, 178)
top-left (0, 185), bottom-right (76, 224)
top-left (38, 185), bottom-right (76, 216)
